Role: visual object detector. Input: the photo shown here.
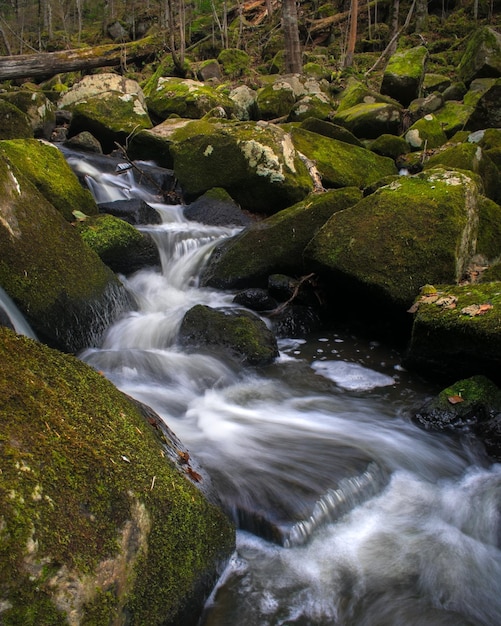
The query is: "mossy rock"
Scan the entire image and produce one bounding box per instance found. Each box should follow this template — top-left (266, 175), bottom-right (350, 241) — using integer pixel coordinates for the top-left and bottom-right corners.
top-left (0, 99), bottom-right (33, 140)
top-left (433, 100), bottom-right (475, 138)
top-left (457, 26), bottom-right (501, 85)
top-left (335, 78), bottom-right (400, 113)
top-left (179, 304), bottom-right (278, 366)
top-left (144, 77), bottom-right (235, 121)
top-left (0, 139), bottom-right (97, 221)
top-left (300, 117), bottom-right (362, 147)
top-left (290, 127), bottom-right (397, 189)
top-left (466, 78), bottom-right (501, 131)
top-left (0, 158), bottom-right (129, 352)
top-left (170, 119), bottom-right (313, 213)
top-left (217, 48), bottom-right (251, 78)
top-left (369, 134), bottom-right (410, 159)
top-left (228, 84), bottom-right (258, 121)
top-left (76, 214), bottom-right (160, 275)
top-left (331, 102), bottom-right (402, 139)
top-left (0, 327), bottom-right (235, 625)
top-left (287, 93), bottom-right (335, 123)
top-left (413, 374), bottom-right (501, 460)
top-left (201, 187), bottom-right (363, 290)
top-left (0, 88), bottom-right (56, 139)
top-left (423, 142), bottom-right (501, 204)
top-left (381, 46), bottom-right (429, 107)
top-left (404, 114), bottom-right (448, 151)
top-left (304, 170), bottom-right (488, 316)
top-left (127, 118), bottom-right (194, 168)
top-left (68, 92), bottom-right (152, 154)
top-left (422, 73), bottom-right (451, 96)
top-left (256, 81), bottom-right (296, 120)
top-left (407, 283), bottom-right (501, 384)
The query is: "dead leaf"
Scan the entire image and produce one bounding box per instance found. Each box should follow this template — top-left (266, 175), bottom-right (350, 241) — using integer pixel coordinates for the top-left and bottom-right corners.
top-left (478, 303), bottom-right (493, 314)
top-left (461, 303), bottom-right (493, 316)
top-left (448, 395), bottom-right (464, 404)
top-left (436, 295), bottom-right (457, 309)
top-left (186, 467), bottom-right (202, 482)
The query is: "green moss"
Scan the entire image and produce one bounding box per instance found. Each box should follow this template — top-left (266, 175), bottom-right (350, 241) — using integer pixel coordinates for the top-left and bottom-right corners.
top-left (458, 26), bottom-right (501, 84)
top-left (290, 127), bottom-right (397, 189)
top-left (0, 99), bottom-right (33, 140)
top-left (202, 187), bottom-right (363, 289)
top-left (0, 327), bottom-right (235, 624)
top-left (433, 101), bottom-right (475, 138)
top-left (217, 48), bottom-right (250, 78)
top-left (385, 46), bottom-right (428, 80)
top-left (305, 170), bottom-right (481, 309)
top-left (404, 114), bottom-right (448, 150)
top-left (0, 139), bottom-right (97, 221)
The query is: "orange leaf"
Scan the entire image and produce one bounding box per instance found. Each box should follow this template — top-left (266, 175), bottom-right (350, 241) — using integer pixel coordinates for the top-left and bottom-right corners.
top-left (448, 395), bottom-right (464, 404)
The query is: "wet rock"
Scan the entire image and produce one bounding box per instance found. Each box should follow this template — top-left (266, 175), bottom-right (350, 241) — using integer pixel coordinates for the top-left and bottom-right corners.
top-left (179, 304), bottom-right (279, 366)
top-left (270, 305), bottom-right (322, 338)
top-left (98, 198), bottom-right (162, 225)
top-left (184, 188), bottom-right (251, 227)
top-left (233, 288), bottom-right (278, 312)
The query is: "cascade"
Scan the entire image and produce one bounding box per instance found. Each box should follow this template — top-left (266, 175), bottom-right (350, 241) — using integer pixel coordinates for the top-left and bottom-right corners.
top-left (63, 151), bottom-right (501, 625)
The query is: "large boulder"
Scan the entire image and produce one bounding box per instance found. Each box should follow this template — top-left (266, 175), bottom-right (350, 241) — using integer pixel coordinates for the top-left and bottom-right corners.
top-left (0, 139), bottom-right (98, 221)
top-left (169, 119), bottom-right (313, 213)
top-left (290, 127), bottom-right (397, 189)
top-left (143, 76), bottom-right (235, 121)
top-left (380, 46), bottom-right (428, 107)
top-left (304, 169), bottom-right (498, 320)
top-left (0, 327), bottom-right (235, 626)
top-left (0, 153), bottom-right (130, 352)
top-left (178, 304), bottom-right (279, 366)
top-left (404, 114), bottom-right (448, 151)
top-left (466, 77), bottom-right (501, 131)
top-left (60, 73), bottom-right (152, 153)
top-left (201, 187), bottom-right (363, 289)
top-left (407, 282), bottom-right (501, 382)
top-left (457, 27), bottom-right (501, 85)
top-left (331, 102), bottom-right (403, 139)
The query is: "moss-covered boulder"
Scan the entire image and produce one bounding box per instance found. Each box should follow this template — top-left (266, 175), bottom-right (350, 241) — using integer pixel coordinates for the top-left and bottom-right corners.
top-left (433, 100), bottom-right (475, 138)
top-left (201, 187), bottom-right (363, 289)
top-left (404, 114), bottom-right (448, 150)
top-left (143, 77), bottom-right (235, 121)
top-left (76, 214), bottom-right (160, 275)
top-left (127, 118), bottom-right (192, 168)
top-left (423, 142), bottom-right (501, 203)
top-left (407, 283), bottom-right (501, 385)
top-left (300, 117), bottom-right (363, 147)
top-left (0, 139), bottom-right (98, 221)
top-left (59, 73), bottom-right (152, 153)
top-left (0, 99), bottom-right (33, 140)
top-left (381, 46), bottom-right (428, 107)
top-left (170, 119), bottom-right (313, 213)
top-left (422, 73), bottom-right (451, 96)
top-left (217, 48), bottom-right (251, 78)
top-left (369, 133), bottom-right (410, 160)
top-left (178, 304), bottom-right (279, 365)
top-left (256, 80), bottom-right (296, 120)
top-left (304, 170), bottom-right (492, 318)
top-left (0, 327), bottom-right (235, 625)
top-left (335, 78), bottom-right (400, 113)
top-left (331, 102), bottom-right (402, 139)
top-left (469, 128), bottom-right (501, 172)
top-left (0, 87), bottom-right (56, 139)
top-left (290, 127), bottom-right (397, 189)
top-left (287, 93), bottom-right (335, 122)
top-left (457, 26), bottom-right (501, 85)
top-left (0, 156), bottom-right (130, 352)
top-left (228, 84), bottom-right (258, 121)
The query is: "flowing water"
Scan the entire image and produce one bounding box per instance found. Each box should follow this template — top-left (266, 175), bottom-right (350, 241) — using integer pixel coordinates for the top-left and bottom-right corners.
top-left (66, 153), bottom-right (501, 626)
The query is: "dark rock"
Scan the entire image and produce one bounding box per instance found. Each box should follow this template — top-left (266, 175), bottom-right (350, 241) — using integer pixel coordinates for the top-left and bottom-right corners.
top-left (184, 188), bottom-right (251, 227)
top-left (233, 288), bottom-right (278, 312)
top-left (179, 304), bottom-right (279, 366)
top-left (270, 305), bottom-right (322, 338)
top-left (98, 198), bottom-right (162, 225)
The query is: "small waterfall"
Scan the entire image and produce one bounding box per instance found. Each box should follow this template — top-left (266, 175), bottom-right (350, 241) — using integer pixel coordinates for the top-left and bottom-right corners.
top-left (284, 462), bottom-right (388, 547)
top-left (0, 286), bottom-right (37, 340)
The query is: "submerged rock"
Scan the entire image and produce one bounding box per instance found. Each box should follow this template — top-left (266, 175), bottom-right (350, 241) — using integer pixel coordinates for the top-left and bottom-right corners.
top-left (0, 327), bottom-right (235, 626)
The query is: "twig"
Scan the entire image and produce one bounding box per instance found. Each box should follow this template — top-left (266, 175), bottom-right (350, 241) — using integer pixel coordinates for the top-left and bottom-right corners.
top-left (268, 273), bottom-right (316, 317)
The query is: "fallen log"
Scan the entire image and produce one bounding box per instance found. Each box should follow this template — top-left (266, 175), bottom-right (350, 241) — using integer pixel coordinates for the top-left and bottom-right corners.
top-left (0, 35), bottom-right (165, 81)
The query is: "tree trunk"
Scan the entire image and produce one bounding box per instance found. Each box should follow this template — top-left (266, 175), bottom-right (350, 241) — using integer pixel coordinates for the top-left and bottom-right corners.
top-left (0, 35), bottom-right (164, 81)
top-left (282, 0), bottom-right (302, 74)
top-left (344, 0), bottom-right (358, 67)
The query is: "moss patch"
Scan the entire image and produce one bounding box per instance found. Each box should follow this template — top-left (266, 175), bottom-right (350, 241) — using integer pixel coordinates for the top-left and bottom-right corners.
top-left (0, 139), bottom-right (97, 221)
top-left (0, 100), bottom-right (33, 140)
top-left (0, 327), bottom-right (235, 625)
